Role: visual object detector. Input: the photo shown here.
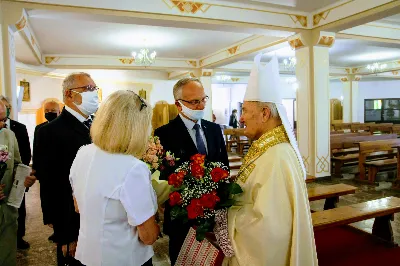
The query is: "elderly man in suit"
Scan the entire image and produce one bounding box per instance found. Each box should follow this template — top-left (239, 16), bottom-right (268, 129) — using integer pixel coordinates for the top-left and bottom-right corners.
top-left (34, 72), bottom-right (98, 265)
top-left (0, 96), bottom-right (32, 249)
top-left (32, 100), bottom-right (60, 242)
top-left (0, 101), bottom-right (36, 265)
top-left (154, 77), bottom-right (229, 265)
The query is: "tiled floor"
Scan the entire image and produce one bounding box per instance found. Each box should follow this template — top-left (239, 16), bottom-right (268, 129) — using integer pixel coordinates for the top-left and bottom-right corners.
top-left (17, 167), bottom-right (400, 265)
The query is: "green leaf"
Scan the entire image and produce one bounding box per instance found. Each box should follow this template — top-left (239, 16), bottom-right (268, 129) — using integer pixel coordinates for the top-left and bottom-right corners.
top-left (228, 183), bottom-right (243, 195)
top-left (196, 230), bottom-right (206, 242)
top-left (218, 199), bottom-right (235, 208)
top-left (170, 206), bottom-right (187, 221)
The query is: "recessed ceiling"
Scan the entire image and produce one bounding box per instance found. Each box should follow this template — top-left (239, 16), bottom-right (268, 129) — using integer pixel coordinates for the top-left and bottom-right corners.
top-left (220, 0), bottom-right (342, 12)
top-left (28, 15), bottom-right (253, 58)
top-left (330, 39), bottom-right (400, 67)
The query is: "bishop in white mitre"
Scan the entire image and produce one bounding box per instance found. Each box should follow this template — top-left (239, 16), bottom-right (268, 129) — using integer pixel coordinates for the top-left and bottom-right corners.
top-left (223, 54), bottom-right (318, 266)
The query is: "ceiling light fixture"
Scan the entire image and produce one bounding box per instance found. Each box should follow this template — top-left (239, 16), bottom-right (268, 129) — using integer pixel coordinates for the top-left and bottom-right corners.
top-left (366, 62), bottom-right (387, 73)
top-left (131, 48), bottom-right (157, 66)
top-left (283, 57), bottom-right (297, 72)
top-left (216, 75), bottom-right (231, 81)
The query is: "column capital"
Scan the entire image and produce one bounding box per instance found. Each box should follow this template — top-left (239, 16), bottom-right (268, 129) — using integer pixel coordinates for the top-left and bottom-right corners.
top-left (340, 74), bottom-right (362, 82)
top-left (288, 31), bottom-right (336, 50)
top-left (201, 69), bottom-right (213, 77)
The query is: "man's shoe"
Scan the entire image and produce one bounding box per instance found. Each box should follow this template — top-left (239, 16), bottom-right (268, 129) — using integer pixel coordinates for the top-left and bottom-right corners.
top-left (48, 233), bottom-right (55, 242)
top-left (17, 238), bottom-right (30, 249)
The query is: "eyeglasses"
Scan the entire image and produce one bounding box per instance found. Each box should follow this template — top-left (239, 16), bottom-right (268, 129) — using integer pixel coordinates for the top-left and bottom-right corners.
top-left (179, 96), bottom-right (209, 106)
top-left (126, 90), bottom-right (147, 111)
top-left (137, 95), bottom-right (147, 111)
top-left (69, 85), bottom-right (99, 92)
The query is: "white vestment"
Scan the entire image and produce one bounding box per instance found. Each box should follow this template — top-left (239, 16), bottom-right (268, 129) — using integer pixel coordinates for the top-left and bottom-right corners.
top-left (226, 126), bottom-right (318, 266)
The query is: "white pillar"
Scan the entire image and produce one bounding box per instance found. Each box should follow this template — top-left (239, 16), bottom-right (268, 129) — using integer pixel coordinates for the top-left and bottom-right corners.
top-left (0, 4), bottom-right (24, 120)
top-left (341, 77), bottom-right (351, 123)
top-left (289, 31), bottom-right (335, 178)
top-left (351, 76), bottom-right (361, 122)
top-left (200, 69), bottom-right (213, 122)
top-left (341, 75), bottom-right (361, 123)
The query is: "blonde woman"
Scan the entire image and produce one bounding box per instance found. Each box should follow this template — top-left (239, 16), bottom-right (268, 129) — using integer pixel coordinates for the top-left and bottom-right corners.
top-left (69, 90), bottom-right (159, 266)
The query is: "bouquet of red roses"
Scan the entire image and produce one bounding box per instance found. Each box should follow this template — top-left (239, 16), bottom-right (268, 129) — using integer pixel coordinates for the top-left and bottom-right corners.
top-left (168, 154), bottom-right (242, 241)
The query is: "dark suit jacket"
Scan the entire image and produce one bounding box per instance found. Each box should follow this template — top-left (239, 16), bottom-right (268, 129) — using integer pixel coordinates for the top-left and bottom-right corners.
top-left (9, 120), bottom-right (31, 166)
top-left (34, 109), bottom-right (91, 244)
top-left (32, 121), bottom-right (48, 176)
top-left (154, 115), bottom-right (229, 235)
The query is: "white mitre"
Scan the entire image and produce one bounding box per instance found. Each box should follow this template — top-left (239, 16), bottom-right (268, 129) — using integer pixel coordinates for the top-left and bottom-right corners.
top-left (244, 53), bottom-right (306, 179)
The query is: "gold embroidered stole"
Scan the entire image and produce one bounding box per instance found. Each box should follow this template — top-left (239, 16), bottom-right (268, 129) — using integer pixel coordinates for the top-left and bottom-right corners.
top-left (237, 125), bottom-right (289, 183)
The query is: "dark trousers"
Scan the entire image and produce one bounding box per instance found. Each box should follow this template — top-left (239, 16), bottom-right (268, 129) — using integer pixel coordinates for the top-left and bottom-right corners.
top-left (17, 195), bottom-right (26, 239)
top-left (142, 258), bottom-right (153, 266)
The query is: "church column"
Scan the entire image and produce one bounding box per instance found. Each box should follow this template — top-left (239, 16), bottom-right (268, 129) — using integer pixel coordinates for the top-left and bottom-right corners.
top-left (0, 4), bottom-right (25, 120)
top-left (288, 31), bottom-right (335, 178)
top-left (341, 77), bottom-right (351, 123)
top-left (200, 69), bottom-right (213, 122)
top-left (341, 75), bottom-right (361, 123)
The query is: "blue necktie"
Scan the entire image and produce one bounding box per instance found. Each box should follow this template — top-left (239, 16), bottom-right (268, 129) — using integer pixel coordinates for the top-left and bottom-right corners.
top-left (193, 124), bottom-right (207, 155)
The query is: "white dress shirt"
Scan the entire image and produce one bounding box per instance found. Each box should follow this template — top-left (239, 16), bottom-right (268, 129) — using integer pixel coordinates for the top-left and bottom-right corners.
top-left (179, 114), bottom-right (208, 154)
top-left (69, 144), bottom-right (157, 266)
top-left (65, 106), bottom-right (86, 123)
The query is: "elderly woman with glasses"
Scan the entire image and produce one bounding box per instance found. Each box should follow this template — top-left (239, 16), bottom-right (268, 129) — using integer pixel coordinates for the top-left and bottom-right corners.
top-left (69, 90), bottom-right (159, 266)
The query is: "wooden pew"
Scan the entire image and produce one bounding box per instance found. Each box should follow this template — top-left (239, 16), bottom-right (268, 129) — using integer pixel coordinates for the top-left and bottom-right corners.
top-left (224, 129), bottom-right (237, 152)
top-left (393, 125), bottom-right (400, 136)
top-left (351, 123), bottom-right (374, 133)
top-left (370, 123), bottom-right (393, 134)
top-left (331, 134), bottom-right (399, 177)
top-left (312, 197), bottom-right (400, 244)
top-left (393, 145), bottom-right (400, 190)
top-left (358, 138), bottom-right (400, 182)
top-left (308, 184), bottom-right (356, 210)
top-left (229, 161), bottom-right (242, 170)
top-left (333, 123), bottom-right (357, 132)
top-left (228, 156), bottom-right (241, 163)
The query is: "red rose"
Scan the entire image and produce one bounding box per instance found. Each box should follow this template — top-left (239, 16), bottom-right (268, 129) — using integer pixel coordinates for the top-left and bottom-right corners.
top-left (168, 173), bottom-right (183, 188)
top-left (190, 154), bottom-right (206, 165)
top-left (191, 163), bottom-right (205, 179)
top-left (210, 167), bottom-right (229, 182)
top-left (169, 160), bottom-right (175, 167)
top-left (200, 191), bottom-right (220, 209)
top-left (186, 199), bottom-right (204, 219)
top-left (169, 191), bottom-right (183, 206)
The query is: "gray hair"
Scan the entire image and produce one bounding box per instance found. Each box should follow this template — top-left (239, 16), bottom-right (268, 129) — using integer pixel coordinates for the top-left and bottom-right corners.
top-left (258, 102), bottom-right (279, 118)
top-left (62, 72), bottom-right (91, 100)
top-left (173, 77), bottom-right (202, 100)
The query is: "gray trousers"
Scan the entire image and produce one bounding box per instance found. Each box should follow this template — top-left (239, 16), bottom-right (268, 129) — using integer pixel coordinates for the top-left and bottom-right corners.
top-left (0, 204), bottom-right (18, 266)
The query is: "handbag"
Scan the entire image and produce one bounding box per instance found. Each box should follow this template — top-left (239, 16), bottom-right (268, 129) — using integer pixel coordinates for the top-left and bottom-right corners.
top-left (175, 227), bottom-right (225, 266)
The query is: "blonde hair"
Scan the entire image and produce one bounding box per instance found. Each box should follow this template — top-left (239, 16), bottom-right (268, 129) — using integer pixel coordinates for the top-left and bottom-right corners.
top-left (91, 90), bottom-right (153, 158)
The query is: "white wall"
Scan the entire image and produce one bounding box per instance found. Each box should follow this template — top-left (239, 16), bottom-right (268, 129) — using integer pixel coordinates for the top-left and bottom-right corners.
top-left (330, 79), bottom-right (400, 122)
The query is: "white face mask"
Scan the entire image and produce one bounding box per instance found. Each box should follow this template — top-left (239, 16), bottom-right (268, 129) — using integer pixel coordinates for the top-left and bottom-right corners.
top-left (74, 90), bottom-right (99, 116)
top-left (179, 101), bottom-right (204, 121)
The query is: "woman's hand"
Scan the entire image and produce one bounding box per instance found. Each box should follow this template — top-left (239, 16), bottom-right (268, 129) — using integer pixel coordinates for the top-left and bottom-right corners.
top-left (137, 215), bottom-right (160, 245)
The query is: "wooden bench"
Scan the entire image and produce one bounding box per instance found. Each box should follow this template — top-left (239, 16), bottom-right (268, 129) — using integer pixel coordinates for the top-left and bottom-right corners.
top-left (308, 184), bottom-right (357, 210)
top-left (370, 123), bottom-right (394, 134)
top-left (358, 138), bottom-right (400, 182)
top-left (393, 145), bottom-right (400, 190)
top-left (333, 122), bottom-right (359, 132)
top-left (364, 159), bottom-right (398, 183)
top-left (312, 196), bottom-right (400, 244)
top-left (229, 161), bottom-right (242, 170)
top-left (224, 129), bottom-right (237, 152)
top-left (351, 123), bottom-right (375, 133)
top-left (393, 125), bottom-right (400, 137)
top-left (228, 156), bottom-right (241, 163)
top-left (331, 134), bottom-right (398, 177)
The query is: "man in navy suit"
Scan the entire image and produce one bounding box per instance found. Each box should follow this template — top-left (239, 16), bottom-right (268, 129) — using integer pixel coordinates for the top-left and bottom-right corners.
top-left (154, 78), bottom-right (229, 264)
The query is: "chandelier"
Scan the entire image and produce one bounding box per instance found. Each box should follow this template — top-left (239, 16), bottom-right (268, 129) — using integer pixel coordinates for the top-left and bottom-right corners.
top-left (283, 57), bottom-right (297, 71)
top-left (131, 48), bottom-right (157, 66)
top-left (216, 75), bottom-right (231, 81)
top-left (366, 62), bottom-right (387, 73)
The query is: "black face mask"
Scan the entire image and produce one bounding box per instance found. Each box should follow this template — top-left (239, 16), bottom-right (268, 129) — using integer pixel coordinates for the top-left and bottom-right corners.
top-left (45, 112), bottom-right (58, 122)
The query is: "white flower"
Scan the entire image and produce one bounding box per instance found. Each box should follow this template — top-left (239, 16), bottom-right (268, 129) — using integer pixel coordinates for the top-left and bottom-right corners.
top-left (0, 145), bottom-right (8, 152)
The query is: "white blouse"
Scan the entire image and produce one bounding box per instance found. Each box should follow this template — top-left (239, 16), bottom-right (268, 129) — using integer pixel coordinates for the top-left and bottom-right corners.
top-left (69, 144), bottom-right (157, 266)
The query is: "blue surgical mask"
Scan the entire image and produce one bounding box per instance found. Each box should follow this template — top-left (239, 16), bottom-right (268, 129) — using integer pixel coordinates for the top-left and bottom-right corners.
top-left (179, 101), bottom-right (204, 121)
